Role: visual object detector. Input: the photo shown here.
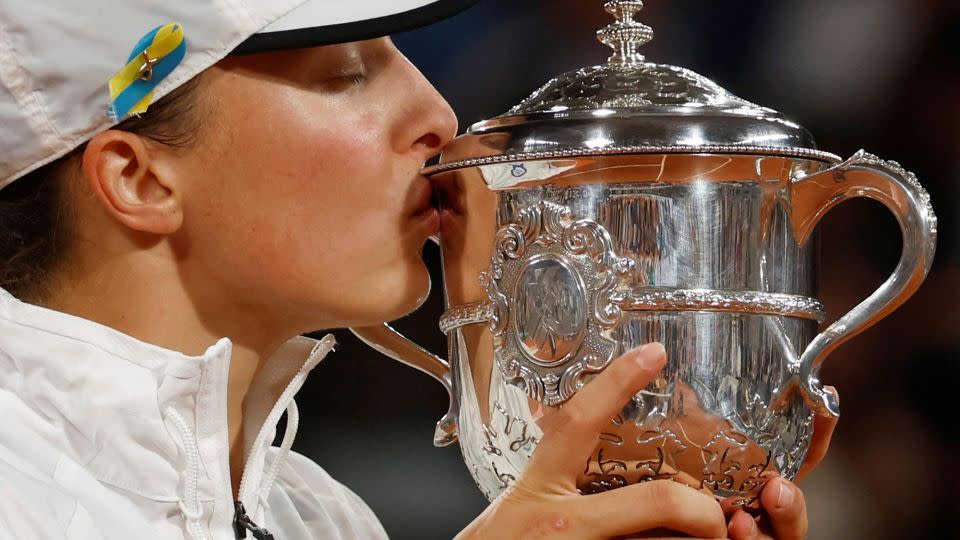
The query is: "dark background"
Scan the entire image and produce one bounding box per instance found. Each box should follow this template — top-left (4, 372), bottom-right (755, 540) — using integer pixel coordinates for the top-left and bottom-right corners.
top-left (297, 1), bottom-right (960, 538)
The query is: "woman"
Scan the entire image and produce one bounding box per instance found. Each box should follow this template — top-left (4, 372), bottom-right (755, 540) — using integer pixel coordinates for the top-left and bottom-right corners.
top-left (0, 1), bottom-right (834, 538)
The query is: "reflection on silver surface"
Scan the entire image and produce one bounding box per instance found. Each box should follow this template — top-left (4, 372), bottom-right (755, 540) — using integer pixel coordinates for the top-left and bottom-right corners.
top-left (424, 149), bottom-right (935, 504)
top-left (792, 150), bottom-right (937, 417)
top-left (615, 289), bottom-right (826, 321)
top-left (479, 160), bottom-right (577, 186)
top-left (424, 145), bottom-right (841, 178)
top-left (352, 0), bottom-right (938, 509)
top-left (432, 0), bottom-right (828, 176)
top-left (483, 201), bottom-right (632, 406)
top-left (597, 0), bottom-right (653, 65)
top-left (439, 302), bottom-right (494, 335)
top-left (441, 287), bottom-right (825, 337)
top-left (513, 256), bottom-right (587, 366)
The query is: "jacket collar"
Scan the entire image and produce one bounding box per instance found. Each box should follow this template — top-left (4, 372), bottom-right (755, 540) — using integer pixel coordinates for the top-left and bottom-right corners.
top-left (0, 287), bottom-right (334, 517)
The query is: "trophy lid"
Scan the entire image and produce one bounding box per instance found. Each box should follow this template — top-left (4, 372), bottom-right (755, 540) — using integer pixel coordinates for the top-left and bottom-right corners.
top-left (428, 1), bottom-right (840, 175)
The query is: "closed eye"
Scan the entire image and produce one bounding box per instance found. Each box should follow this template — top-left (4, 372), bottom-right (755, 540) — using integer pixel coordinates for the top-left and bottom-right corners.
top-left (344, 72), bottom-right (366, 86)
top-left (316, 71), bottom-right (367, 93)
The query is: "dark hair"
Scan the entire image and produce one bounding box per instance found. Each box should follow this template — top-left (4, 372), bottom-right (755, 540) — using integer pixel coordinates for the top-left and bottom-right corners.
top-left (0, 76), bottom-right (204, 302)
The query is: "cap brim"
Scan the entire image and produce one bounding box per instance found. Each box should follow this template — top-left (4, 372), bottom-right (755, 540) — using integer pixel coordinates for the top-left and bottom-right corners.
top-left (233, 0), bottom-right (480, 54)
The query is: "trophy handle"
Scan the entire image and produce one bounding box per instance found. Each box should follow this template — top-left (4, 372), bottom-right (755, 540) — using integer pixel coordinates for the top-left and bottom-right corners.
top-left (351, 236), bottom-right (458, 447)
top-left (350, 308), bottom-right (460, 448)
top-left (350, 324), bottom-right (457, 447)
top-left (791, 150), bottom-right (937, 417)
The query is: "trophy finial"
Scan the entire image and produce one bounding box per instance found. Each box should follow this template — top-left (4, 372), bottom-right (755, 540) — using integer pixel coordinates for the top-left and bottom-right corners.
top-left (597, 1), bottom-right (653, 65)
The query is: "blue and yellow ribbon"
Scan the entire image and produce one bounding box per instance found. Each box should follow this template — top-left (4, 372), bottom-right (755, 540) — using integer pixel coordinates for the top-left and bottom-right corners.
top-left (108, 23), bottom-right (187, 121)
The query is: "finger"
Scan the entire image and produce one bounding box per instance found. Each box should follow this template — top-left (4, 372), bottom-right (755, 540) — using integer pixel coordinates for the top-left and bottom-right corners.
top-left (531, 343), bottom-right (667, 479)
top-left (572, 479), bottom-right (727, 540)
top-left (759, 477), bottom-right (807, 540)
top-left (796, 386), bottom-right (840, 482)
top-left (719, 496), bottom-right (749, 516)
top-left (726, 510), bottom-right (759, 540)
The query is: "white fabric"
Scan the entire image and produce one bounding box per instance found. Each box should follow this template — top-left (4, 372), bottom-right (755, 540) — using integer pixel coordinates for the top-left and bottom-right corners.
top-left (0, 0), bottom-right (448, 189)
top-left (0, 288), bottom-right (389, 539)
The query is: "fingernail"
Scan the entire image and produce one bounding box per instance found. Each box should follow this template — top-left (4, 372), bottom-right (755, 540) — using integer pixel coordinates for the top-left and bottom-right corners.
top-left (635, 342), bottom-right (666, 370)
top-left (775, 478), bottom-right (794, 509)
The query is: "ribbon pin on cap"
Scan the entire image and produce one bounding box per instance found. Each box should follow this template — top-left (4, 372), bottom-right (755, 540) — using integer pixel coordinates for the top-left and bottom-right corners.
top-left (108, 23), bottom-right (187, 121)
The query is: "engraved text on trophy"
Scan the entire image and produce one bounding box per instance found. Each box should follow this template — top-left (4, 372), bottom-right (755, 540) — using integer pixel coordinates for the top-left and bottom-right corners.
top-left (513, 256), bottom-right (587, 366)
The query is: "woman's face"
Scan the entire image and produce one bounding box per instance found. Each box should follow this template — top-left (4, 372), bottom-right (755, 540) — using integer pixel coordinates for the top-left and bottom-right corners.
top-left (174, 39), bottom-right (457, 330)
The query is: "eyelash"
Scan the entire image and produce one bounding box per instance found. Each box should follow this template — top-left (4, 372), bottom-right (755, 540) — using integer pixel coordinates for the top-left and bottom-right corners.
top-left (343, 72), bottom-right (366, 86)
top-left (316, 67), bottom-right (368, 93)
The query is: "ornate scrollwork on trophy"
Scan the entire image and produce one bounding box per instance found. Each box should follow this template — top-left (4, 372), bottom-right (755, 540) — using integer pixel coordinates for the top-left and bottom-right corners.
top-left (439, 302), bottom-right (495, 335)
top-left (483, 201), bottom-right (636, 406)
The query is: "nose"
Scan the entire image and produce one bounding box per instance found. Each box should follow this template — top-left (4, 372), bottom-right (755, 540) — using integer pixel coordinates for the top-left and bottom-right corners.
top-left (393, 56), bottom-right (459, 162)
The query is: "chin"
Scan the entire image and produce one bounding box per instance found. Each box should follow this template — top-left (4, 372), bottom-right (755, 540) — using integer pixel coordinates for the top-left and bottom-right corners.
top-left (342, 263), bottom-right (433, 327)
top-left (388, 267), bottom-right (433, 320)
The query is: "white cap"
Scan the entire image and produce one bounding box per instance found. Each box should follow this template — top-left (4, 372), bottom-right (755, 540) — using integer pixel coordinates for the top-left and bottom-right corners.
top-left (0, 0), bottom-right (477, 190)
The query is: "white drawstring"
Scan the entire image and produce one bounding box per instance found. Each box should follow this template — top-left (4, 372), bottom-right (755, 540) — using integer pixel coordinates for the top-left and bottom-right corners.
top-left (237, 336), bottom-right (335, 512)
top-left (259, 399), bottom-right (300, 506)
top-left (165, 406), bottom-right (210, 540)
top-left (237, 375), bottom-right (306, 512)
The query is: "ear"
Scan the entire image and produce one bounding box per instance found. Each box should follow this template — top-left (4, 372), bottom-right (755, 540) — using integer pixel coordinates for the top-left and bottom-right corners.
top-left (81, 130), bottom-right (183, 235)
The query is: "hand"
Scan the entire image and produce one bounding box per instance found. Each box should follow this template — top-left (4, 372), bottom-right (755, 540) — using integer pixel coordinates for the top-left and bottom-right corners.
top-left (725, 387), bottom-right (840, 540)
top-left (724, 477), bottom-right (807, 540)
top-left (796, 386), bottom-right (840, 483)
top-left (456, 344), bottom-right (728, 540)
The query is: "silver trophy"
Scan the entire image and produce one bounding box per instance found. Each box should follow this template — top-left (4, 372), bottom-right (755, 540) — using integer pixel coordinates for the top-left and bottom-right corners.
top-left (354, 1), bottom-right (937, 505)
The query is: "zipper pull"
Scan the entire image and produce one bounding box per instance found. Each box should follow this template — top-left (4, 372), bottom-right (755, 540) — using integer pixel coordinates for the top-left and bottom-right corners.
top-left (233, 500), bottom-right (275, 540)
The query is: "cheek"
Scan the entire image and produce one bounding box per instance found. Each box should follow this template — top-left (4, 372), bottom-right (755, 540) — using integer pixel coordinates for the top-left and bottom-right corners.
top-left (251, 105), bottom-right (382, 196)
top-left (253, 113), bottom-right (393, 257)
top-left (214, 97), bottom-right (385, 230)
top-left (186, 94), bottom-right (420, 310)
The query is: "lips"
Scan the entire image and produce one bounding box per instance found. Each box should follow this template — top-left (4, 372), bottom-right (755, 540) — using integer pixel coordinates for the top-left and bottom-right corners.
top-left (409, 176), bottom-right (437, 217)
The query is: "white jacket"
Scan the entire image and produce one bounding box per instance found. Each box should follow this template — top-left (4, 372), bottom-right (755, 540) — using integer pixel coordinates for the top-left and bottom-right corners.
top-left (0, 288), bottom-right (389, 539)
